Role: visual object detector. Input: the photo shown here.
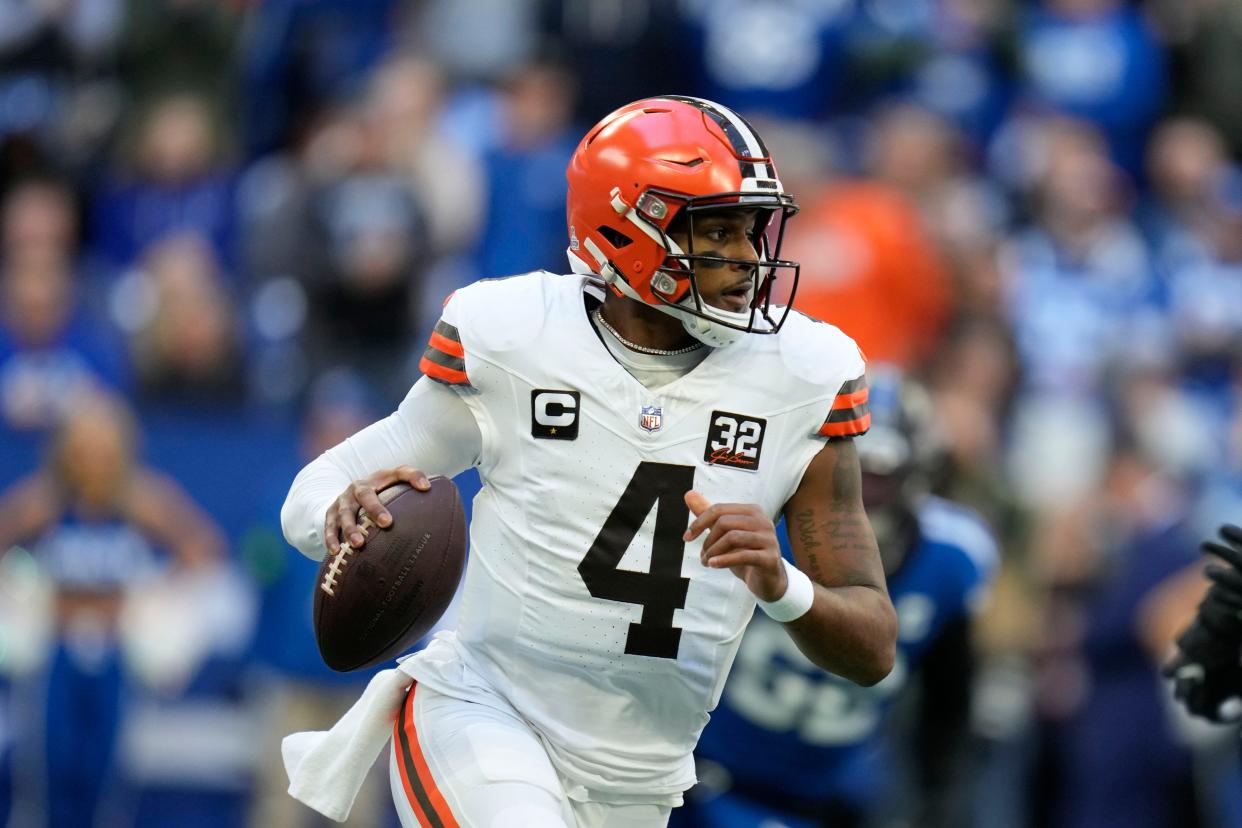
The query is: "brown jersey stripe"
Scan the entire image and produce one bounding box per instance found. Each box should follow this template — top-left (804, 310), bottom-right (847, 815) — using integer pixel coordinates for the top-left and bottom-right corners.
top-left (433, 319), bottom-right (462, 344)
top-left (419, 356), bottom-right (470, 387)
top-left (422, 344), bottom-right (466, 374)
top-left (818, 412), bottom-right (871, 438)
top-left (837, 376), bottom-right (866, 396)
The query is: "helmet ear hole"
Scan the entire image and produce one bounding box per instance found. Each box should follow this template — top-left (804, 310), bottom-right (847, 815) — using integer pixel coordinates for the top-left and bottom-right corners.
top-left (597, 226), bottom-right (633, 249)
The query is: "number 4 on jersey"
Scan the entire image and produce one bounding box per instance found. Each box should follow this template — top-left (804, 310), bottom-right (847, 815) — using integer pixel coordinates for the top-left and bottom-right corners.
top-left (578, 462), bottom-right (695, 659)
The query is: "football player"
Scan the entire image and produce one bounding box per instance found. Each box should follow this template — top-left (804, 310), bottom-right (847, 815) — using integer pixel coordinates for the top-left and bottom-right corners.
top-left (675, 371), bottom-right (999, 828)
top-left (280, 96), bottom-right (897, 827)
top-left (1164, 524), bottom-right (1242, 722)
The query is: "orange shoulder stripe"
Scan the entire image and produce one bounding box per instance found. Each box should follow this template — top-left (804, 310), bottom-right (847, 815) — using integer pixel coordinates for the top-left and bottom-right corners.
top-left (818, 412), bottom-right (872, 438)
top-left (831, 387), bottom-right (869, 410)
top-left (428, 331), bottom-right (465, 359)
top-left (419, 357), bottom-right (470, 386)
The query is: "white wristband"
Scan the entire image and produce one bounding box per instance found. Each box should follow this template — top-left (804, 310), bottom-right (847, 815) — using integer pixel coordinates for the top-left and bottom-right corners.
top-left (757, 559), bottom-right (815, 622)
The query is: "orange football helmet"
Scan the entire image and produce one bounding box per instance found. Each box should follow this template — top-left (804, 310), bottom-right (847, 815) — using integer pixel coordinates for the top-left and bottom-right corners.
top-left (566, 96), bottom-right (799, 346)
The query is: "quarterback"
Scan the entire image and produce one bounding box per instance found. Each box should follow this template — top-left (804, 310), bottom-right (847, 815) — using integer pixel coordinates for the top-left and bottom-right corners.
top-left (280, 96), bottom-right (897, 828)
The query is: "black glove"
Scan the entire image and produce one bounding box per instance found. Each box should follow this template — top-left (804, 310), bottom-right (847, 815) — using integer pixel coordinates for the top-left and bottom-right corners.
top-left (1164, 622), bottom-right (1242, 722)
top-left (1162, 524), bottom-right (1242, 722)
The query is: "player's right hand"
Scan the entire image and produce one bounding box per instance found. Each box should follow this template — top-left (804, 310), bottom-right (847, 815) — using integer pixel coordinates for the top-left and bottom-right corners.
top-left (324, 466), bottom-right (430, 555)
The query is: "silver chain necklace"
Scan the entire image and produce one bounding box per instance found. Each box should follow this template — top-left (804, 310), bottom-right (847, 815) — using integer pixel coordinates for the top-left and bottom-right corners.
top-left (592, 307), bottom-right (704, 356)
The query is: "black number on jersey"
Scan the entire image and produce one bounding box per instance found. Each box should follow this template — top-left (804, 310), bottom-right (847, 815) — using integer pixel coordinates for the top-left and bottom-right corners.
top-left (578, 462), bottom-right (694, 659)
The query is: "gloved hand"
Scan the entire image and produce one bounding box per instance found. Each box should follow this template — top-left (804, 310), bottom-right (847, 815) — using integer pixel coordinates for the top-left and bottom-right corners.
top-left (1163, 524), bottom-right (1242, 723)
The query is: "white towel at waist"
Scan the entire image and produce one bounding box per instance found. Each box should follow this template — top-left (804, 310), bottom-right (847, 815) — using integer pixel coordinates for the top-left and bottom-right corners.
top-left (282, 666), bottom-right (412, 822)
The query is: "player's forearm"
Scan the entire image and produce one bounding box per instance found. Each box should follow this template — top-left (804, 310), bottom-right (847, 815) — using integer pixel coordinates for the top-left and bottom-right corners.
top-left (781, 440), bottom-right (897, 684)
top-left (282, 456), bottom-right (354, 560)
top-left (785, 582), bottom-right (896, 685)
top-left (281, 378), bottom-right (483, 560)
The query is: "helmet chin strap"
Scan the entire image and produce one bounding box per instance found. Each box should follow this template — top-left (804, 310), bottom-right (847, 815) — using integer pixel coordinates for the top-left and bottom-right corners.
top-left (672, 297), bottom-right (747, 348)
top-left (568, 241), bottom-right (749, 348)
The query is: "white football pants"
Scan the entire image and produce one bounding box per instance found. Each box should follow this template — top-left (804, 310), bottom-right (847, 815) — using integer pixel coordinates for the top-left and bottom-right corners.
top-left (389, 682), bottom-right (673, 828)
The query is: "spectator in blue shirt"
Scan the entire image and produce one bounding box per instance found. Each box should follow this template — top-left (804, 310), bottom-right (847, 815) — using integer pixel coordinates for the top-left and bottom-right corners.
top-left (0, 179), bottom-right (130, 435)
top-left (90, 93), bottom-right (238, 275)
top-left (1016, 0), bottom-right (1167, 175)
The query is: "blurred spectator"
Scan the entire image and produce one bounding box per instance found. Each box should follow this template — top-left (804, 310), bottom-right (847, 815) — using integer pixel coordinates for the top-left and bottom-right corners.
top-left (237, 56), bottom-right (472, 410)
top-left (0, 390), bottom-right (224, 828)
top-left (1030, 441), bottom-right (1210, 828)
top-left (903, 0), bottom-right (1014, 146)
top-left (1159, 171), bottom-right (1242, 391)
top-left (409, 0), bottom-right (540, 84)
top-left (1001, 119), bottom-right (1154, 391)
top-left (0, 178), bottom-right (129, 433)
top-left (1000, 120), bottom-right (1157, 507)
top-left (865, 101), bottom-right (1011, 319)
top-left (472, 55), bottom-right (579, 279)
top-left (0, 0), bottom-right (119, 75)
top-left (1157, 0), bottom-right (1242, 156)
top-left (115, 233), bottom-right (247, 407)
top-left (782, 178), bottom-right (953, 371)
top-left (290, 103), bottom-right (432, 402)
top-left (0, 0), bottom-right (123, 177)
top-left (115, 0), bottom-right (241, 125)
top-left (1015, 0), bottom-right (1167, 174)
top-left (239, 0), bottom-right (408, 158)
top-left (365, 54), bottom-right (483, 257)
top-left (540, 0), bottom-right (688, 123)
top-left (674, 0), bottom-right (855, 120)
top-left (90, 92), bottom-right (237, 273)
top-left (1139, 117), bottom-right (1230, 253)
top-left (928, 316), bottom-right (1025, 542)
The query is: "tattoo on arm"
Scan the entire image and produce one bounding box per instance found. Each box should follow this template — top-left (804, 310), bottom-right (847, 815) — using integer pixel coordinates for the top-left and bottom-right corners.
top-left (794, 508), bottom-right (823, 580)
top-left (794, 439), bottom-right (884, 588)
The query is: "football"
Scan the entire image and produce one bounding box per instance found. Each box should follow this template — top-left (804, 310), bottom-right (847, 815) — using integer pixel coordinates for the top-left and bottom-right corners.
top-left (313, 478), bottom-right (467, 672)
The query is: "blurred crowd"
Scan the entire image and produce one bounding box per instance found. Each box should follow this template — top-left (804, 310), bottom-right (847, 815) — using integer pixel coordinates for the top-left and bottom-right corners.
top-left (1, 0), bottom-right (1241, 826)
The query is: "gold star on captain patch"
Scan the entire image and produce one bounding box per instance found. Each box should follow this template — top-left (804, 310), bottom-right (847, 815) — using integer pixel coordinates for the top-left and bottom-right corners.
top-left (550, 427), bottom-right (558, 435)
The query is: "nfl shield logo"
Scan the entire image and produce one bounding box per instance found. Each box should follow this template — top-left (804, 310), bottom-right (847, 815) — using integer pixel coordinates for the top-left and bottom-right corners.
top-left (640, 405), bottom-right (663, 433)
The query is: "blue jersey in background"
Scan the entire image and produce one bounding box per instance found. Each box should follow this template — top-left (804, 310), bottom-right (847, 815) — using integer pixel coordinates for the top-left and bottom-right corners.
top-left (682, 496), bottom-right (998, 828)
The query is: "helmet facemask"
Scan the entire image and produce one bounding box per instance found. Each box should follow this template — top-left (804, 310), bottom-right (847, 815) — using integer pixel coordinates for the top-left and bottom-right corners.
top-left (631, 191), bottom-right (801, 347)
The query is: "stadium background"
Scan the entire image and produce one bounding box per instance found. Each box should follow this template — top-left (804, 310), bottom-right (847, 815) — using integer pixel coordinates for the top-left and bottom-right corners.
top-left (0, 0), bottom-right (1241, 825)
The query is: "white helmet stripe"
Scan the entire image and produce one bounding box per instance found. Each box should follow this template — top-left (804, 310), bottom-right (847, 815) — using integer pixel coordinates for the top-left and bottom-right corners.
top-left (664, 95), bottom-right (772, 181)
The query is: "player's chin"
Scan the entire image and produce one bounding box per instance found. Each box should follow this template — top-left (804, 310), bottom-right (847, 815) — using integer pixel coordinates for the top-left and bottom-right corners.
top-left (704, 293), bottom-right (751, 314)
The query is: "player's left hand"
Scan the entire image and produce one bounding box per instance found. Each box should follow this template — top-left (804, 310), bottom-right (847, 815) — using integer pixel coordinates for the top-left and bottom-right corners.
top-left (684, 491), bottom-right (787, 602)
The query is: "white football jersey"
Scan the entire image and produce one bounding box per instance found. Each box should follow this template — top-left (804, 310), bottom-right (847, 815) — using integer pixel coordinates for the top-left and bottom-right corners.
top-left (403, 271), bottom-right (868, 797)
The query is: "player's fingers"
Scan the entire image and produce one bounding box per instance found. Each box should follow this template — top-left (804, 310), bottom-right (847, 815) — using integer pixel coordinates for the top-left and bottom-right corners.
top-left (700, 514), bottom-right (759, 559)
top-left (1206, 563), bottom-right (1242, 594)
top-left (685, 491), bottom-right (712, 519)
top-left (393, 465), bottom-right (432, 492)
top-left (324, 509), bottom-right (342, 556)
top-left (1204, 538), bottom-right (1242, 572)
top-left (355, 486), bottom-right (390, 534)
top-left (703, 547), bottom-right (770, 570)
top-left (703, 530), bottom-right (772, 563)
top-left (684, 499), bottom-right (760, 540)
top-left (338, 491), bottom-right (367, 549)
top-left (1220, 524), bottom-right (1242, 550)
